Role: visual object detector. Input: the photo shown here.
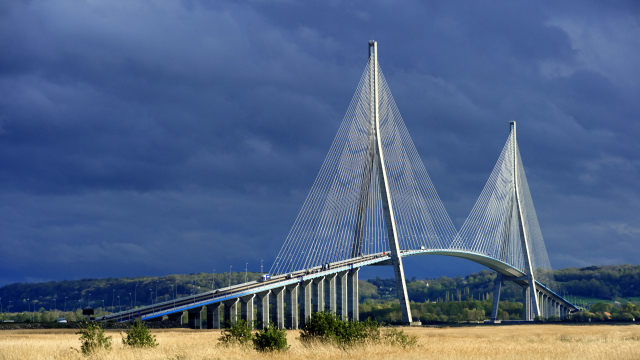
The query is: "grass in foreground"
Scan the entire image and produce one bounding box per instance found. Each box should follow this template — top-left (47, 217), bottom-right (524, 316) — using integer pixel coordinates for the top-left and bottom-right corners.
top-left (1, 324), bottom-right (640, 360)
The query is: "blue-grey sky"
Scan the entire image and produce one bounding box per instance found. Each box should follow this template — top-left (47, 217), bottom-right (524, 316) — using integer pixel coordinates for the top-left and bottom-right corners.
top-left (1, 0), bottom-right (639, 286)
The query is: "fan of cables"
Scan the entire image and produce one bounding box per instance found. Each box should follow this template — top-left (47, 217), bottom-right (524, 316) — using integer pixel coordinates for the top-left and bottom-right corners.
top-left (270, 59), bottom-right (457, 275)
top-left (452, 130), bottom-right (554, 284)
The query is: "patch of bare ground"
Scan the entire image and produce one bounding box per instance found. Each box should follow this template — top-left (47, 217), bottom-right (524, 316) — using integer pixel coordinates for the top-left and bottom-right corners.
top-left (1, 324), bottom-right (639, 360)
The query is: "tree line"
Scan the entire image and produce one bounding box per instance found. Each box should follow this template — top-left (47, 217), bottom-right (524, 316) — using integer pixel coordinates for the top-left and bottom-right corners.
top-left (1, 263), bottom-right (638, 320)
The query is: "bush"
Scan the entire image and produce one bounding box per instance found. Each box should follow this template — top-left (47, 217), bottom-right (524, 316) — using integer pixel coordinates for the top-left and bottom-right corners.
top-left (253, 323), bottom-right (289, 352)
top-left (121, 321), bottom-right (158, 348)
top-left (300, 311), bottom-right (380, 347)
top-left (382, 327), bottom-right (418, 348)
top-left (218, 319), bottom-right (254, 346)
top-left (612, 312), bottom-right (635, 322)
top-left (76, 322), bottom-right (112, 355)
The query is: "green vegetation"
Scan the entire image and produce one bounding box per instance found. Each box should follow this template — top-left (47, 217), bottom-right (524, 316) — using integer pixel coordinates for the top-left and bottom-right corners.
top-left (76, 322), bottom-right (112, 355)
top-left (252, 323), bottom-right (289, 352)
top-left (361, 299), bottom-right (521, 323)
top-left (121, 321), bottom-right (158, 348)
top-left (218, 319), bottom-right (254, 347)
top-left (555, 264), bottom-right (640, 299)
top-left (0, 271), bottom-right (263, 316)
top-left (299, 311), bottom-right (417, 349)
top-left (366, 270), bottom-right (523, 304)
top-left (564, 301), bottom-right (639, 322)
top-left (364, 264), bottom-right (640, 308)
top-left (382, 327), bottom-right (418, 348)
top-left (300, 311), bottom-right (381, 347)
top-left (218, 320), bottom-right (289, 352)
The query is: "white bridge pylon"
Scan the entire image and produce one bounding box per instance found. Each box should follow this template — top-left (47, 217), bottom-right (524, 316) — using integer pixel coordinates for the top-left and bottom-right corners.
top-left (271, 41), bottom-right (556, 322)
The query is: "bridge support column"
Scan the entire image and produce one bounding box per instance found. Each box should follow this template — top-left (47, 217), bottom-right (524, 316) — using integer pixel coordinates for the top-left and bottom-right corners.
top-left (271, 287), bottom-right (285, 329)
top-left (348, 268), bottom-right (359, 322)
top-left (207, 303), bottom-right (221, 329)
top-left (199, 306), bottom-right (207, 329)
top-left (180, 310), bottom-right (188, 325)
top-left (313, 277), bottom-right (325, 313)
top-left (325, 273), bottom-right (337, 314)
top-left (545, 296), bottom-right (550, 318)
top-left (224, 299), bottom-right (239, 327)
top-left (285, 284), bottom-right (299, 329)
top-left (241, 295), bottom-right (255, 326)
top-left (188, 310), bottom-right (202, 329)
top-left (256, 290), bottom-right (270, 329)
top-left (301, 280), bottom-right (313, 325)
top-left (546, 298), bottom-right (551, 318)
top-left (490, 274), bottom-right (502, 321)
top-left (336, 271), bottom-right (349, 321)
top-left (538, 293), bottom-right (543, 318)
top-left (522, 286), bottom-right (530, 321)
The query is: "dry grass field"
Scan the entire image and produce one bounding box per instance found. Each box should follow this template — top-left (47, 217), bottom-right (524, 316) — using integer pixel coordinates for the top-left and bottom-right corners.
top-left (1, 324), bottom-right (639, 360)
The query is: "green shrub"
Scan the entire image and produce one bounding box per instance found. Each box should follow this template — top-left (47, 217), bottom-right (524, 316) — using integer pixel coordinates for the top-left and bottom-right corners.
top-left (76, 322), bottom-right (112, 355)
top-left (299, 311), bottom-right (380, 347)
top-left (382, 327), bottom-right (418, 348)
top-left (121, 321), bottom-right (158, 348)
top-left (253, 323), bottom-right (289, 352)
top-left (218, 319), bottom-right (254, 346)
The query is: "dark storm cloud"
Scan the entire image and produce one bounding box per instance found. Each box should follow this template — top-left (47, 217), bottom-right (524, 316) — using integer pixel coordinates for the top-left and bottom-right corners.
top-left (0, 0), bottom-right (638, 285)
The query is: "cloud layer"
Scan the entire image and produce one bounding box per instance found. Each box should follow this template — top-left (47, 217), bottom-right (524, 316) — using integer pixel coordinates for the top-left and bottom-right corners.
top-left (1, 0), bottom-right (639, 285)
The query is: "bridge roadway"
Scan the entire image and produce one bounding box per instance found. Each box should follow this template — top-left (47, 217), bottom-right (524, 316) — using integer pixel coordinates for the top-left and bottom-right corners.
top-left (96, 249), bottom-right (579, 326)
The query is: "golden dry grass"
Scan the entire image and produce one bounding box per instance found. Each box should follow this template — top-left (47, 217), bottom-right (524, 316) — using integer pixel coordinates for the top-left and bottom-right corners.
top-left (1, 325), bottom-right (639, 360)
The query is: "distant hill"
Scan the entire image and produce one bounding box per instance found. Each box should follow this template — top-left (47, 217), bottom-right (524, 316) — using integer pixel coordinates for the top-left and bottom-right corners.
top-left (366, 264), bottom-right (640, 305)
top-left (0, 272), bottom-right (262, 314)
top-left (1, 264), bottom-right (638, 315)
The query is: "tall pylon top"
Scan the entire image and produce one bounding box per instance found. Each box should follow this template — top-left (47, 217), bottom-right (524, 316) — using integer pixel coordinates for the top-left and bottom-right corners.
top-left (369, 40), bottom-right (377, 60)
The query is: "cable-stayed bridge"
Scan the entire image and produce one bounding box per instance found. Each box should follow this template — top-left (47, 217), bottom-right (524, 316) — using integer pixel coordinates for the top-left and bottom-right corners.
top-left (96, 41), bottom-right (578, 328)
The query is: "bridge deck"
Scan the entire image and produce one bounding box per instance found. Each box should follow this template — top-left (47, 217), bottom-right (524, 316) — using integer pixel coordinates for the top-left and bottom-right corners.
top-left (96, 249), bottom-right (578, 323)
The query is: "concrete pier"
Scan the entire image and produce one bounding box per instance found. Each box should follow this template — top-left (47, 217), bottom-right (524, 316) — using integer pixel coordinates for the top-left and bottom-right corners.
top-left (271, 287), bottom-right (285, 329)
top-left (180, 310), bottom-right (188, 325)
top-left (207, 303), bottom-right (221, 329)
top-left (224, 298), bottom-right (239, 327)
top-left (336, 271), bottom-right (348, 320)
top-left (240, 294), bottom-right (255, 325)
top-left (348, 268), bottom-right (359, 322)
top-left (285, 284), bottom-right (299, 329)
top-left (301, 280), bottom-right (313, 325)
top-left (313, 277), bottom-right (325, 313)
top-left (256, 290), bottom-right (270, 329)
top-left (490, 273), bottom-right (502, 321)
top-left (325, 273), bottom-right (337, 314)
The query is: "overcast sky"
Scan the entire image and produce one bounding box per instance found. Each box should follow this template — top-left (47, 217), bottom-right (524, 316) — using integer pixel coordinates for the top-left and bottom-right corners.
top-left (1, 0), bottom-right (639, 286)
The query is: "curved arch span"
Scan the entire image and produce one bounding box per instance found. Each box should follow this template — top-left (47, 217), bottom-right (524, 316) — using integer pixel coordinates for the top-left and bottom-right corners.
top-left (399, 250), bottom-right (525, 278)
